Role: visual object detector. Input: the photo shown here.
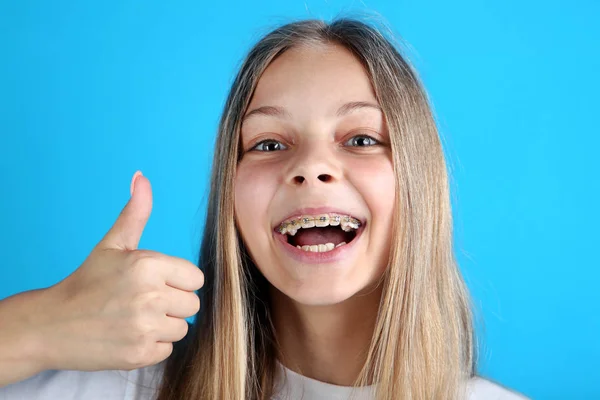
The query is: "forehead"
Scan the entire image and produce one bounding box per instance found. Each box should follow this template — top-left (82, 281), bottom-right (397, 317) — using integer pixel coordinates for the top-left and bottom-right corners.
top-left (244, 44), bottom-right (379, 121)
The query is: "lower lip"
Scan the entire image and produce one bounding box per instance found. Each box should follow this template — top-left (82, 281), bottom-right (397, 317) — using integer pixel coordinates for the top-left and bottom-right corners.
top-left (272, 224), bottom-right (365, 264)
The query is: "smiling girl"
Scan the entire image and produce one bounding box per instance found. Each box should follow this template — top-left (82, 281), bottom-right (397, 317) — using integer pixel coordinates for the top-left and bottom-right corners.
top-left (0, 17), bottom-right (528, 400)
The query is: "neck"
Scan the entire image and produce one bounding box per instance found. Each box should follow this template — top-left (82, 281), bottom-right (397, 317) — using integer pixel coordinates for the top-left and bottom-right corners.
top-left (269, 284), bottom-right (382, 386)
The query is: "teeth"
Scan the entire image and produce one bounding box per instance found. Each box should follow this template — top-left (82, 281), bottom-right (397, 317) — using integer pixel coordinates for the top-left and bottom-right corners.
top-left (340, 216), bottom-right (361, 232)
top-left (278, 213), bottom-right (360, 234)
top-left (329, 215), bottom-right (341, 226)
top-left (315, 214), bottom-right (329, 227)
top-left (301, 216), bottom-right (316, 229)
top-left (296, 242), bottom-right (342, 252)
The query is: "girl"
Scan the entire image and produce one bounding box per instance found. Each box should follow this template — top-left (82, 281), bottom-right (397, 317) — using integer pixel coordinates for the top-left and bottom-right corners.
top-left (0, 17), bottom-right (528, 400)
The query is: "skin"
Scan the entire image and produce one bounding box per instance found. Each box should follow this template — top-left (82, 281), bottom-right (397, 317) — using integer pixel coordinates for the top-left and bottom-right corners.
top-left (234, 43), bottom-right (395, 386)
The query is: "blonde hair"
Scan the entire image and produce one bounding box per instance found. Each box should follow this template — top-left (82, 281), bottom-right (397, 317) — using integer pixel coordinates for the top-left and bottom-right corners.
top-left (155, 15), bottom-right (479, 400)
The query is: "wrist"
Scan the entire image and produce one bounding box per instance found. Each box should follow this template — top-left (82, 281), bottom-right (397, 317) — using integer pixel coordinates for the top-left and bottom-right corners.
top-left (0, 289), bottom-right (54, 384)
top-left (14, 288), bottom-right (60, 372)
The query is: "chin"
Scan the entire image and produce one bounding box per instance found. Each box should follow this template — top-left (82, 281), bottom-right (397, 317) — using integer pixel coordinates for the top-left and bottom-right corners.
top-left (272, 278), bottom-right (365, 307)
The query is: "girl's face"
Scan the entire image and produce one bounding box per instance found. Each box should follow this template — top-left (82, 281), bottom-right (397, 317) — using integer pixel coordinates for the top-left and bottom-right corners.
top-left (235, 44), bottom-right (395, 305)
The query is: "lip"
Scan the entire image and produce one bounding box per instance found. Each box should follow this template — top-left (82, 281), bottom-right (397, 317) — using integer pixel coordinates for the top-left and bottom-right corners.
top-left (272, 221), bottom-right (366, 264)
top-left (273, 206), bottom-right (365, 229)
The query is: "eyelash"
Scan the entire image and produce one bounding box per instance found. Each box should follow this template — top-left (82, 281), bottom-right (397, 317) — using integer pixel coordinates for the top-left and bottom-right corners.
top-left (250, 134), bottom-right (381, 152)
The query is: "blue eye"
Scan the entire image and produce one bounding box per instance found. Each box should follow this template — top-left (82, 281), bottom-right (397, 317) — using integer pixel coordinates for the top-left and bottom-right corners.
top-left (251, 139), bottom-right (287, 152)
top-left (345, 135), bottom-right (380, 147)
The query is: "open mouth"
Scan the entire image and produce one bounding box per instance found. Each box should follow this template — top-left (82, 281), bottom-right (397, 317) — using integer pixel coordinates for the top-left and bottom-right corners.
top-left (276, 213), bottom-right (363, 253)
top-left (286, 226), bottom-right (357, 248)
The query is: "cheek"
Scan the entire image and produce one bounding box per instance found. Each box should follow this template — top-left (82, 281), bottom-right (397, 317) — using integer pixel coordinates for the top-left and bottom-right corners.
top-left (234, 163), bottom-right (279, 276)
top-left (351, 157), bottom-right (395, 271)
top-left (350, 156), bottom-right (396, 211)
top-left (234, 161), bottom-right (276, 233)
top-left (235, 170), bottom-right (259, 210)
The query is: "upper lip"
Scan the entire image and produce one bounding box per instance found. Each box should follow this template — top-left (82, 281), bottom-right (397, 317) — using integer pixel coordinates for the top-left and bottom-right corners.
top-left (273, 206), bottom-right (366, 230)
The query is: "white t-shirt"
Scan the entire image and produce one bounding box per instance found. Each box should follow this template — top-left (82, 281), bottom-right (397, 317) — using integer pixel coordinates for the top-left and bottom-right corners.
top-left (0, 359), bottom-right (530, 400)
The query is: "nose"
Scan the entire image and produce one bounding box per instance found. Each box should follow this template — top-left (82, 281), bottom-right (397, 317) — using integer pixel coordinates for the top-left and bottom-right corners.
top-left (285, 140), bottom-right (340, 187)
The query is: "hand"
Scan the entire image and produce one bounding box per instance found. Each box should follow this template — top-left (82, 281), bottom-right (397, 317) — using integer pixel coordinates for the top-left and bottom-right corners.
top-left (37, 171), bottom-right (204, 372)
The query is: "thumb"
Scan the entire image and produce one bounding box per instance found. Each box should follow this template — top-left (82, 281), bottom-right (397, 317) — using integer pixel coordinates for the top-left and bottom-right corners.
top-left (98, 171), bottom-right (153, 251)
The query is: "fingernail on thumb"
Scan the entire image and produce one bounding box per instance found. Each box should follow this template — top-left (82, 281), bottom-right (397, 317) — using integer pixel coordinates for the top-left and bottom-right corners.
top-left (130, 170), bottom-right (143, 197)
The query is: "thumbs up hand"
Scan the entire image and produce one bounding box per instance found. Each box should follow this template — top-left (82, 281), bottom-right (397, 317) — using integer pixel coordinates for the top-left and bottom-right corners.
top-left (37, 171), bottom-right (204, 372)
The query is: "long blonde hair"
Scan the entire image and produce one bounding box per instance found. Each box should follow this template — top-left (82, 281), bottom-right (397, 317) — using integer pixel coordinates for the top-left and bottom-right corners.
top-left (155, 15), bottom-right (479, 400)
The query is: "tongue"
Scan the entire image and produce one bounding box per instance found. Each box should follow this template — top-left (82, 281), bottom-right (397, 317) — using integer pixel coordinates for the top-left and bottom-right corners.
top-left (293, 226), bottom-right (348, 247)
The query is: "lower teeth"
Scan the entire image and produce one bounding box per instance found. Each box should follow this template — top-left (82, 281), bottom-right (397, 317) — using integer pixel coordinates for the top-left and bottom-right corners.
top-left (296, 242), bottom-right (347, 252)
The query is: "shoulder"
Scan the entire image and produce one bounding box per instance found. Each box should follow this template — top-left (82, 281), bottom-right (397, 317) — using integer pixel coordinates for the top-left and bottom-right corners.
top-left (467, 376), bottom-right (530, 400)
top-left (0, 361), bottom-right (166, 400)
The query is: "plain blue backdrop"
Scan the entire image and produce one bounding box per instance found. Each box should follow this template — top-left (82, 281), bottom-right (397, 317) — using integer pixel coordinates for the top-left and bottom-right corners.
top-left (1, 1), bottom-right (598, 399)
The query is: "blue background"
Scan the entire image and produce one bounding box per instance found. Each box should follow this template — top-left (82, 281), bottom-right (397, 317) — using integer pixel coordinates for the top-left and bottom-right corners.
top-left (1, 1), bottom-right (598, 398)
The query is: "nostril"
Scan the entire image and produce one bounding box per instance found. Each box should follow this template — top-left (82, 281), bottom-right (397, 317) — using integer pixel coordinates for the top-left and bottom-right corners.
top-left (292, 174), bottom-right (332, 184)
top-left (318, 174), bottom-right (332, 182)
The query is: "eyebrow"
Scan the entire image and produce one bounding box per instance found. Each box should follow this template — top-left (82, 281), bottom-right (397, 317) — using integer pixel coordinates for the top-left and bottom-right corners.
top-left (241, 101), bottom-right (382, 124)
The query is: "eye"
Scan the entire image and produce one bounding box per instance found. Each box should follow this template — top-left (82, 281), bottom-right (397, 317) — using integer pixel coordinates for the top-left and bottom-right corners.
top-left (344, 134), bottom-right (380, 147)
top-left (250, 139), bottom-right (288, 152)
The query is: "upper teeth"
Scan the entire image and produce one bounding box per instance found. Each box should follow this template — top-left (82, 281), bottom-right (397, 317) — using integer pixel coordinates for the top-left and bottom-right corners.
top-left (277, 213), bottom-right (361, 236)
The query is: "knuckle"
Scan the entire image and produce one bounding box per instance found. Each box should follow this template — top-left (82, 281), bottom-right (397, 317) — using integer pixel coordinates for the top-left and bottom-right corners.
top-left (132, 291), bottom-right (165, 313)
top-left (128, 251), bottom-right (152, 271)
top-left (124, 342), bottom-right (152, 368)
top-left (126, 252), bottom-right (165, 289)
top-left (127, 250), bottom-right (162, 273)
top-left (129, 313), bottom-right (156, 338)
